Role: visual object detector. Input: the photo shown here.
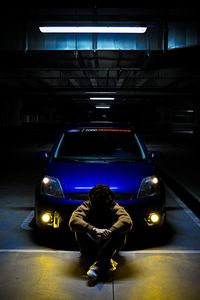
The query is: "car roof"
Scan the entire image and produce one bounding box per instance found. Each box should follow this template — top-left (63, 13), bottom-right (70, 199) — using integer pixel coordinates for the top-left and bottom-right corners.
top-left (63, 121), bottom-right (134, 131)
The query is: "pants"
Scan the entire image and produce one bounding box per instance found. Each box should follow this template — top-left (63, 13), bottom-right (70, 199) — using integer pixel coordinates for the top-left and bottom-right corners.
top-left (75, 231), bottom-right (127, 262)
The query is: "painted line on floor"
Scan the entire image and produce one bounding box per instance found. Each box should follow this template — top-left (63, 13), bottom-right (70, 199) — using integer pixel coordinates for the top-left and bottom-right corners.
top-left (0, 249), bottom-right (200, 254)
top-left (167, 187), bottom-right (200, 228)
top-left (20, 210), bottom-right (34, 231)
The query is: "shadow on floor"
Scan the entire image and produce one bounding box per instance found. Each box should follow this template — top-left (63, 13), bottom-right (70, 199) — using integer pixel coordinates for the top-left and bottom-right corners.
top-left (30, 221), bottom-right (174, 252)
top-left (123, 222), bottom-right (173, 250)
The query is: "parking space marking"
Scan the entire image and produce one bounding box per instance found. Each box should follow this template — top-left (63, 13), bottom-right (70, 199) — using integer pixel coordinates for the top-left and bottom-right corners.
top-left (0, 249), bottom-right (200, 253)
top-left (20, 210), bottom-right (34, 231)
top-left (167, 187), bottom-right (200, 228)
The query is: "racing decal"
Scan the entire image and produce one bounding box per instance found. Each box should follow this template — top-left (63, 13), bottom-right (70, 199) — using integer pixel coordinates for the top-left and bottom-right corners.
top-left (97, 128), bottom-right (131, 132)
top-left (68, 128), bottom-right (132, 132)
top-left (83, 128), bottom-right (131, 132)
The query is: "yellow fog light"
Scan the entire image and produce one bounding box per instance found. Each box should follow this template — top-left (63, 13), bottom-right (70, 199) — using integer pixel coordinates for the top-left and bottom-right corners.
top-left (41, 213), bottom-right (51, 223)
top-left (150, 213), bottom-right (160, 223)
top-left (147, 212), bottom-right (160, 225)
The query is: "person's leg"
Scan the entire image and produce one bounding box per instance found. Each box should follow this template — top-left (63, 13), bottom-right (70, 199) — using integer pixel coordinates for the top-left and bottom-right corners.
top-left (75, 232), bottom-right (99, 259)
top-left (97, 233), bottom-right (127, 263)
top-left (86, 233), bottom-right (127, 282)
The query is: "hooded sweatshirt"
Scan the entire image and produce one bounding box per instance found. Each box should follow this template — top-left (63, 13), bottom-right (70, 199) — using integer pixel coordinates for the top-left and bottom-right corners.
top-left (69, 200), bottom-right (133, 234)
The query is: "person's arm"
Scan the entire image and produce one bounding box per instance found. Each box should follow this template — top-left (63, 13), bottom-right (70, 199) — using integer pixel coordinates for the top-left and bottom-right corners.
top-left (109, 204), bottom-right (133, 234)
top-left (92, 205), bottom-right (133, 242)
top-left (68, 202), bottom-right (94, 233)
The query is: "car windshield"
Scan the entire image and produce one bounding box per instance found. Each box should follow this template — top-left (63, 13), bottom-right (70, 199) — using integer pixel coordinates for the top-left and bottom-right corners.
top-left (54, 128), bottom-right (146, 162)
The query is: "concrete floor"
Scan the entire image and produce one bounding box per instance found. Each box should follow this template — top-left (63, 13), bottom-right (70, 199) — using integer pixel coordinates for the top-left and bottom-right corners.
top-left (1, 250), bottom-right (200, 300)
top-left (0, 133), bottom-right (200, 299)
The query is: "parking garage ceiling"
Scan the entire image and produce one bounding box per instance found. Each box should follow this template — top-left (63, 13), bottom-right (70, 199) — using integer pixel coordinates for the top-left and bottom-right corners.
top-left (0, 6), bottom-right (200, 108)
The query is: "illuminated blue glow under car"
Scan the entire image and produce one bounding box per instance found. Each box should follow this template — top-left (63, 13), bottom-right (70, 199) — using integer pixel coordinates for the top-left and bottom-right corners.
top-left (35, 121), bottom-right (166, 230)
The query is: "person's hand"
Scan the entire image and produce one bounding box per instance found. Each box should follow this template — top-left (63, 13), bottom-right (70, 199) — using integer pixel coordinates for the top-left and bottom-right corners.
top-left (92, 228), bottom-right (112, 243)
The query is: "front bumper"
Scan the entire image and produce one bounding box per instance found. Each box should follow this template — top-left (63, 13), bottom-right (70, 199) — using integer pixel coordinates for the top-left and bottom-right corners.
top-left (35, 190), bottom-right (166, 230)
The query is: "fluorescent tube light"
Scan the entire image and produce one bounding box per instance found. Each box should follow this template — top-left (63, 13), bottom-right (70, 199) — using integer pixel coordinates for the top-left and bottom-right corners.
top-left (90, 97), bottom-right (115, 101)
top-left (39, 26), bottom-right (147, 34)
top-left (95, 105), bottom-right (111, 109)
top-left (85, 92), bottom-right (116, 94)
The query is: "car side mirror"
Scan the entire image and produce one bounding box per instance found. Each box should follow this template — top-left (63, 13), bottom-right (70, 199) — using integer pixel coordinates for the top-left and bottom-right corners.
top-left (37, 150), bottom-right (50, 161)
top-left (149, 151), bottom-right (163, 160)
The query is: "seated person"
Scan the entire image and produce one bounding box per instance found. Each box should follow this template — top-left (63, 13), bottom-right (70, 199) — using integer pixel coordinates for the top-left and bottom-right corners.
top-left (69, 183), bottom-right (133, 283)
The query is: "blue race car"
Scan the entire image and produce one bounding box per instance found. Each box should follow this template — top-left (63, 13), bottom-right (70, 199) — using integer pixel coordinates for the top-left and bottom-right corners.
top-left (35, 121), bottom-right (166, 231)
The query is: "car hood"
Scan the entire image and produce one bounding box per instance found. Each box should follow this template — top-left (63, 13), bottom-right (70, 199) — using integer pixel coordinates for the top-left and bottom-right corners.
top-left (45, 160), bottom-right (155, 194)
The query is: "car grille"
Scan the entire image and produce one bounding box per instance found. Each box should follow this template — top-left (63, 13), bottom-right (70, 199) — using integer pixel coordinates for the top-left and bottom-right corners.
top-left (66, 193), bottom-right (135, 201)
top-left (66, 193), bottom-right (89, 201)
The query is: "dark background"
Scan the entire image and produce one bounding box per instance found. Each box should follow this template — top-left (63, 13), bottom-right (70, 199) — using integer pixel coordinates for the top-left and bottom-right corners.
top-left (0, 5), bottom-right (199, 146)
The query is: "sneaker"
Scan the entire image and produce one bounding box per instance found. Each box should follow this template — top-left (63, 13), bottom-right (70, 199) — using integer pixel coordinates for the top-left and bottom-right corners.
top-left (86, 259), bottom-right (118, 284)
top-left (86, 261), bottom-right (102, 282)
top-left (104, 259), bottom-right (118, 271)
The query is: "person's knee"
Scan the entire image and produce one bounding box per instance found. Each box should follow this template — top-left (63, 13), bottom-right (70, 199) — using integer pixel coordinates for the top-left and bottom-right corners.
top-left (111, 232), bottom-right (127, 242)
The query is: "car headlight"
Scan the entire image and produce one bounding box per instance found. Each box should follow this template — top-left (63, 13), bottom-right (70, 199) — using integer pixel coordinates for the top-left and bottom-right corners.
top-left (137, 175), bottom-right (160, 198)
top-left (40, 176), bottom-right (64, 198)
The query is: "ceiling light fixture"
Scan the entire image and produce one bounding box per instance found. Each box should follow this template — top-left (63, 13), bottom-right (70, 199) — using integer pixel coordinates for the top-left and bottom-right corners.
top-left (95, 105), bottom-right (111, 109)
top-left (90, 97), bottom-right (115, 101)
top-left (85, 91), bottom-right (116, 94)
top-left (39, 26), bottom-right (147, 34)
